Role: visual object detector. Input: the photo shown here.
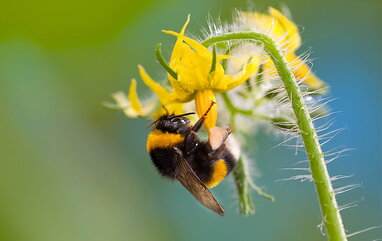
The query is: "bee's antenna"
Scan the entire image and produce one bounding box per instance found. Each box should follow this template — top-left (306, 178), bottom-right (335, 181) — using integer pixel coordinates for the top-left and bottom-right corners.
top-left (146, 120), bottom-right (158, 128)
top-left (162, 105), bottom-right (169, 115)
top-left (171, 112), bottom-right (196, 118)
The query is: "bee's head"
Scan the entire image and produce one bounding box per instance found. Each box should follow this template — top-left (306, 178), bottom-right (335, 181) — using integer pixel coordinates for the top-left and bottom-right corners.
top-left (150, 112), bottom-right (195, 133)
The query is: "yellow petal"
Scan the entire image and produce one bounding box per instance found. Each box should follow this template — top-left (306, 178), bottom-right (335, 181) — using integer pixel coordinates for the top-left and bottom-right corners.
top-left (225, 56), bottom-right (260, 91)
top-left (268, 7), bottom-right (301, 52)
top-left (138, 65), bottom-right (171, 104)
top-left (207, 64), bottom-right (226, 90)
top-left (162, 16), bottom-right (211, 96)
top-left (167, 15), bottom-right (190, 68)
top-left (128, 79), bottom-right (142, 113)
top-left (238, 9), bottom-right (301, 53)
top-left (217, 54), bottom-right (239, 62)
top-left (112, 91), bottom-right (142, 117)
top-left (162, 30), bottom-right (212, 59)
top-left (285, 53), bottom-right (326, 90)
top-left (238, 12), bottom-right (282, 40)
top-left (180, 14), bottom-right (190, 35)
top-left (195, 89), bottom-right (217, 131)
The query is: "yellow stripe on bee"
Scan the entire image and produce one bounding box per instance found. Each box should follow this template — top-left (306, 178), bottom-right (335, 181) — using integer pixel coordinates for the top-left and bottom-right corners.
top-left (204, 159), bottom-right (228, 188)
top-left (146, 129), bottom-right (185, 152)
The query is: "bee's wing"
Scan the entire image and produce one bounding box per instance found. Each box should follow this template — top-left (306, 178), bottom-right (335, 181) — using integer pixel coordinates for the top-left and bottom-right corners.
top-left (175, 150), bottom-right (224, 216)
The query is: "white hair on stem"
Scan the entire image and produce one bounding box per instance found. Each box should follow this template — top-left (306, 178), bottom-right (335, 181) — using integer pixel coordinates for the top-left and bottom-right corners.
top-left (338, 200), bottom-right (359, 212)
top-left (346, 226), bottom-right (382, 239)
top-left (276, 174), bottom-right (313, 183)
top-left (330, 175), bottom-right (354, 182)
top-left (279, 167), bottom-right (311, 172)
top-left (334, 184), bottom-right (362, 195)
top-left (324, 148), bottom-right (354, 165)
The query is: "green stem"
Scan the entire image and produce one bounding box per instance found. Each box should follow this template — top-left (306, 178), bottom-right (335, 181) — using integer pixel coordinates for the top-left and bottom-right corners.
top-left (221, 92), bottom-right (271, 121)
top-left (203, 33), bottom-right (347, 241)
top-left (233, 157), bottom-right (255, 215)
top-left (221, 92), bottom-right (253, 116)
top-left (221, 93), bottom-right (275, 214)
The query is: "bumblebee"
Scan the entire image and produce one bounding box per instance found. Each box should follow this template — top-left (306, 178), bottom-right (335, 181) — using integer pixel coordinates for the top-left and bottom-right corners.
top-left (146, 102), bottom-right (239, 215)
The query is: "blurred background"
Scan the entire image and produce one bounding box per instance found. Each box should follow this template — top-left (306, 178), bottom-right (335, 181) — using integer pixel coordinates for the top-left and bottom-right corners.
top-left (0, 0), bottom-right (380, 240)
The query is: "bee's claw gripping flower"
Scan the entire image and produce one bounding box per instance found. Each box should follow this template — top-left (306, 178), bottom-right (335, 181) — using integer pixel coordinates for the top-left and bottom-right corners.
top-left (237, 7), bottom-right (326, 91)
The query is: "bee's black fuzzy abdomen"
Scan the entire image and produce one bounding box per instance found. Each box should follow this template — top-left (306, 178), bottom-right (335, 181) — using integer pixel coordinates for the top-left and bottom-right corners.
top-left (149, 148), bottom-right (179, 179)
top-left (186, 142), bottom-right (214, 182)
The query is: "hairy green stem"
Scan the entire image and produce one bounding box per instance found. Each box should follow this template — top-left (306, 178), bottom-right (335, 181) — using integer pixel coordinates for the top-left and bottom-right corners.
top-left (221, 92), bottom-right (275, 214)
top-left (203, 33), bottom-right (347, 240)
top-left (233, 157), bottom-right (255, 215)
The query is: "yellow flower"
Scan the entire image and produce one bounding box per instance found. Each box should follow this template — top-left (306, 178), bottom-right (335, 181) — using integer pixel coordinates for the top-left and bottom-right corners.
top-left (237, 7), bottom-right (326, 90)
top-left (158, 15), bottom-right (259, 130)
top-left (111, 73), bottom-right (184, 119)
top-left (138, 65), bottom-right (184, 118)
top-left (110, 79), bottom-right (147, 118)
top-left (112, 15), bottom-right (259, 130)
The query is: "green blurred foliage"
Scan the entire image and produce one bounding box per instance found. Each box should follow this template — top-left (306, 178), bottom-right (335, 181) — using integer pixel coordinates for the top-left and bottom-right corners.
top-left (0, 0), bottom-right (160, 48)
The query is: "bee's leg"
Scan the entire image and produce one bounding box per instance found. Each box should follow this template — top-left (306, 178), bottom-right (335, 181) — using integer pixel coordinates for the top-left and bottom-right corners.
top-left (184, 101), bottom-right (216, 155)
top-left (172, 146), bottom-right (182, 154)
top-left (191, 101), bottom-right (216, 132)
top-left (184, 134), bottom-right (198, 155)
